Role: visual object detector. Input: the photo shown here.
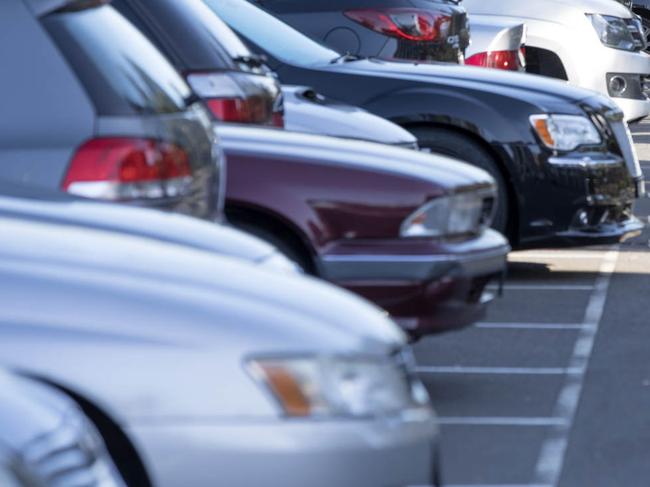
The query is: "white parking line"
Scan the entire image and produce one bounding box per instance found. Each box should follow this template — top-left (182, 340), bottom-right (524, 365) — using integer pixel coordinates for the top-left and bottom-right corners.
top-left (438, 417), bottom-right (568, 427)
top-left (533, 249), bottom-right (619, 486)
top-left (475, 322), bottom-right (593, 330)
top-left (487, 284), bottom-right (595, 291)
top-left (447, 485), bottom-right (552, 487)
top-left (508, 252), bottom-right (606, 260)
top-left (415, 366), bottom-right (583, 375)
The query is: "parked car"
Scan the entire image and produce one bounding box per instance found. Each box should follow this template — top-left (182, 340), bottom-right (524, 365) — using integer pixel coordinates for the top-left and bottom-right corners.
top-left (112, 0), bottom-right (417, 147)
top-left (0, 181), bottom-right (298, 273)
top-left (0, 212), bottom-right (440, 487)
top-left (0, 0), bottom-right (220, 218)
top-left (0, 369), bottom-right (124, 487)
top-left (283, 85), bottom-right (418, 147)
top-left (111, 0), bottom-right (284, 127)
top-left (465, 17), bottom-right (527, 72)
top-left (462, 0), bottom-right (650, 123)
top-left (219, 124), bottom-right (508, 335)
top-left (252, 0), bottom-right (469, 63)
top-left (205, 0), bottom-right (645, 249)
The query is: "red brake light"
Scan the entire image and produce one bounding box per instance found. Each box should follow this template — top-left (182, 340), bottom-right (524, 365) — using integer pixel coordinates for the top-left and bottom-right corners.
top-left (465, 50), bottom-right (524, 71)
top-left (62, 138), bottom-right (192, 201)
top-left (344, 8), bottom-right (451, 42)
top-left (272, 112), bottom-right (285, 128)
top-left (186, 72), bottom-right (281, 126)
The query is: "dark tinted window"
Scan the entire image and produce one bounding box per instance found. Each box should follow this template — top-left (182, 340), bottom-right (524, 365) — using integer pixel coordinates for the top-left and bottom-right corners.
top-left (43, 5), bottom-right (192, 115)
top-left (203, 0), bottom-right (339, 66)
top-left (112, 0), bottom-right (251, 72)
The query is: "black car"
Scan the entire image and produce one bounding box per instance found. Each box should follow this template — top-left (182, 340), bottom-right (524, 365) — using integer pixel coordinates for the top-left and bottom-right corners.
top-left (622, 0), bottom-right (650, 49)
top-left (204, 0), bottom-right (645, 249)
top-left (0, 0), bottom-right (220, 219)
top-left (252, 0), bottom-right (469, 63)
top-left (111, 0), bottom-right (284, 127)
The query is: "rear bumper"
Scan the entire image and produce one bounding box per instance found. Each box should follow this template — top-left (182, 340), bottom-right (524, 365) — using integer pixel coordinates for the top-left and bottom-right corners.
top-left (127, 414), bottom-right (440, 487)
top-left (319, 230), bottom-right (509, 335)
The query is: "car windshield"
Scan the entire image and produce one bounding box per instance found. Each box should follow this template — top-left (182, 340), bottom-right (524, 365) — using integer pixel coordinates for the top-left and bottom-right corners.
top-left (202, 0), bottom-right (340, 66)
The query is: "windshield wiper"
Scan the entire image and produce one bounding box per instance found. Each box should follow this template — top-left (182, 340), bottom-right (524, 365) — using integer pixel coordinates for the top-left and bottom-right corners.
top-left (233, 54), bottom-right (268, 68)
top-left (330, 52), bottom-right (366, 64)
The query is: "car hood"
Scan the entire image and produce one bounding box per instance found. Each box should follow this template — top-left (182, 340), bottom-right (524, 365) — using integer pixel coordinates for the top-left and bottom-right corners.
top-left (324, 58), bottom-right (596, 113)
top-left (0, 182), bottom-right (286, 270)
top-left (217, 125), bottom-right (494, 192)
top-left (0, 215), bottom-right (405, 356)
top-left (283, 85), bottom-right (417, 147)
top-left (463, 0), bottom-right (632, 20)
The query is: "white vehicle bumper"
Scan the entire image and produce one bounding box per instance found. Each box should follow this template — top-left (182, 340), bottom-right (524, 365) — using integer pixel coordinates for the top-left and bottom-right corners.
top-left (127, 415), bottom-right (440, 487)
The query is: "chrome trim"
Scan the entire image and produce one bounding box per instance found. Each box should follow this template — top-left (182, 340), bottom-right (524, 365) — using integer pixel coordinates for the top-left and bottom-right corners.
top-left (547, 156), bottom-right (624, 168)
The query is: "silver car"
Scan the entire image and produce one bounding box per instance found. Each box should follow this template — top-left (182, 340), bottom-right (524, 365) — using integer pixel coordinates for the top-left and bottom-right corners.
top-left (0, 369), bottom-right (124, 486)
top-left (0, 208), bottom-right (440, 487)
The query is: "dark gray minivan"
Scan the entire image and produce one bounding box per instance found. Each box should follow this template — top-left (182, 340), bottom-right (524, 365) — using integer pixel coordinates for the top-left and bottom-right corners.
top-left (0, 0), bottom-right (221, 219)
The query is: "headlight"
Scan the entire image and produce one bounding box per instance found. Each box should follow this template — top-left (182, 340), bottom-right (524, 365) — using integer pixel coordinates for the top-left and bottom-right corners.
top-left (530, 114), bottom-right (601, 152)
top-left (400, 191), bottom-right (494, 238)
top-left (248, 355), bottom-right (431, 418)
top-left (587, 14), bottom-right (637, 51)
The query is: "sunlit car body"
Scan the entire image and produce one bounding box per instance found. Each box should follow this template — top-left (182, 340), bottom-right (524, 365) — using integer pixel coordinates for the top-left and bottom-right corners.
top-left (0, 369), bottom-right (124, 487)
top-left (0, 212), bottom-right (441, 487)
top-left (463, 0), bottom-right (650, 123)
top-left (0, 181), bottom-right (297, 273)
top-left (220, 125), bottom-right (508, 335)
top-left (205, 0), bottom-right (645, 249)
top-left (0, 0), bottom-right (220, 218)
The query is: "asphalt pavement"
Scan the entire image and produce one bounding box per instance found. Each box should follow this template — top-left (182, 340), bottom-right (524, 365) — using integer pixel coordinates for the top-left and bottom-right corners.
top-left (415, 121), bottom-right (650, 487)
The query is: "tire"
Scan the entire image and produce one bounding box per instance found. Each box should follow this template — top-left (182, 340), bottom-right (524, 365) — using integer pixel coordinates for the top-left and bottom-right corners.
top-left (229, 220), bottom-right (313, 274)
top-left (408, 126), bottom-right (510, 235)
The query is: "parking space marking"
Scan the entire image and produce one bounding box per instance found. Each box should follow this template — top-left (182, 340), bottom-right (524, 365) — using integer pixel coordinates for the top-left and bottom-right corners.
top-left (475, 322), bottom-right (592, 330)
top-left (533, 249), bottom-right (618, 486)
top-left (487, 284), bottom-right (595, 291)
top-left (508, 252), bottom-right (606, 260)
top-left (447, 484), bottom-right (552, 487)
top-left (438, 417), bottom-right (568, 427)
top-left (415, 366), bottom-right (583, 375)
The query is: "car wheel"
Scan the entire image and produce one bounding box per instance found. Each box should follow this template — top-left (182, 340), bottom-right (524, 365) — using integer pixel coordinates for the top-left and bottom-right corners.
top-left (408, 126), bottom-right (510, 236)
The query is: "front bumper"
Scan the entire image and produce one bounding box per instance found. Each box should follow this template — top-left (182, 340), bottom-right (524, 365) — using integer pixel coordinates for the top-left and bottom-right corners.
top-left (127, 414), bottom-right (440, 487)
top-left (319, 230), bottom-right (509, 336)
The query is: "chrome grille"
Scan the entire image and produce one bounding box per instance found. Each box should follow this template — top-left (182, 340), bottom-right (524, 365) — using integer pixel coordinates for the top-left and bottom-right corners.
top-left (608, 117), bottom-right (643, 179)
top-left (20, 411), bottom-right (123, 487)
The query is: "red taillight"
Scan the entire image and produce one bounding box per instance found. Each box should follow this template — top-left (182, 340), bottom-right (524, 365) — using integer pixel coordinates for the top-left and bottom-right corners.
top-left (272, 112), bottom-right (285, 128)
top-left (186, 72), bottom-right (281, 126)
top-left (62, 138), bottom-right (192, 201)
top-left (466, 50), bottom-right (524, 71)
top-left (344, 8), bottom-right (451, 42)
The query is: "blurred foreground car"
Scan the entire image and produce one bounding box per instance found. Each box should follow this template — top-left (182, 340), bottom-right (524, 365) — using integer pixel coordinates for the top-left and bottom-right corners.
top-left (112, 0), bottom-right (417, 147)
top-left (0, 181), bottom-right (297, 273)
top-left (254, 0), bottom-right (469, 62)
top-left (0, 0), bottom-right (220, 218)
top-left (463, 0), bottom-right (650, 122)
top-left (0, 369), bottom-right (124, 487)
top-left (220, 125), bottom-right (509, 335)
top-left (465, 17), bottom-right (527, 72)
top-left (206, 0), bottom-right (645, 249)
top-left (0, 212), bottom-right (441, 487)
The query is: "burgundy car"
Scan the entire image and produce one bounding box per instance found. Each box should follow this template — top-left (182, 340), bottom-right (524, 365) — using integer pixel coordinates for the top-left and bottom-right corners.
top-left (219, 125), bottom-right (509, 336)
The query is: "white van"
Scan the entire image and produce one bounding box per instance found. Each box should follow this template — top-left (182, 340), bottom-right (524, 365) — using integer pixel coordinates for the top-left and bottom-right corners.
top-left (462, 0), bottom-right (650, 122)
